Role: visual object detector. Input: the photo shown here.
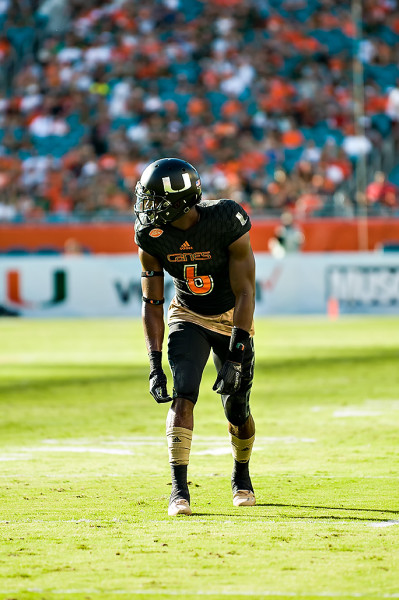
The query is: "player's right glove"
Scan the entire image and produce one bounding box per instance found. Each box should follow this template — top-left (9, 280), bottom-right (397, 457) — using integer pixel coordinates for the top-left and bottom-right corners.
top-left (213, 327), bottom-right (250, 395)
top-left (148, 351), bottom-right (172, 404)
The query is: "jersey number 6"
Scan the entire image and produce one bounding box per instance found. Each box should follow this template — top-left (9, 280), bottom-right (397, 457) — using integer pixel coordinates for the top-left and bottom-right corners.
top-left (184, 264), bottom-right (214, 295)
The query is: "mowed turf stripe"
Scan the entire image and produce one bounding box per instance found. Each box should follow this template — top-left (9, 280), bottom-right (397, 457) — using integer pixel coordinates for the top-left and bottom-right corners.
top-left (1, 471), bottom-right (399, 479)
top-left (1, 519), bottom-right (398, 526)
top-left (1, 591), bottom-right (399, 598)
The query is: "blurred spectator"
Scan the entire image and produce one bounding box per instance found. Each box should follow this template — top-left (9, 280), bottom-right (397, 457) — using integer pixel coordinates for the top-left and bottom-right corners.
top-left (386, 80), bottom-right (399, 122)
top-left (64, 237), bottom-right (85, 254)
top-left (342, 128), bottom-right (373, 159)
top-left (366, 171), bottom-right (398, 209)
top-left (268, 211), bottom-right (305, 258)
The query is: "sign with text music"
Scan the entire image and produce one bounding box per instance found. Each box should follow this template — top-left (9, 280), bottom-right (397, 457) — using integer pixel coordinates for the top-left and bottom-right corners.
top-left (327, 266), bottom-right (399, 308)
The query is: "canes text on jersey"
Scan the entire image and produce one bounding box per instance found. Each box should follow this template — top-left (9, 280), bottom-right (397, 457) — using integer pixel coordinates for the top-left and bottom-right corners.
top-left (167, 251), bottom-right (212, 262)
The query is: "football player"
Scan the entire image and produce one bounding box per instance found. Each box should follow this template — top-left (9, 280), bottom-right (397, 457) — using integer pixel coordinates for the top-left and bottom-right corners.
top-left (134, 157), bottom-right (256, 516)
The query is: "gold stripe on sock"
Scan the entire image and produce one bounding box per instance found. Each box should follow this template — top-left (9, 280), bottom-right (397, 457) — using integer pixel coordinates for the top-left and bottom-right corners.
top-left (230, 433), bottom-right (255, 463)
top-left (166, 427), bottom-right (193, 466)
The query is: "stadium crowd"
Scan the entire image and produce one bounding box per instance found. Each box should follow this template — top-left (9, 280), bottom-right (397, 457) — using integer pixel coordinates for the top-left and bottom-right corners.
top-left (1, 0), bottom-right (399, 222)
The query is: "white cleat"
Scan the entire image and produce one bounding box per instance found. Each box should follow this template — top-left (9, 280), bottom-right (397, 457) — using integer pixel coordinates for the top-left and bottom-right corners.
top-left (233, 490), bottom-right (256, 507)
top-left (168, 498), bottom-right (192, 516)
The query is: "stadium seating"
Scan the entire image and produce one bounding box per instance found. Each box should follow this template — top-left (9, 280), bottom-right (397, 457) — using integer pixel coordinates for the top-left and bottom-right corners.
top-left (0, 0), bottom-right (398, 222)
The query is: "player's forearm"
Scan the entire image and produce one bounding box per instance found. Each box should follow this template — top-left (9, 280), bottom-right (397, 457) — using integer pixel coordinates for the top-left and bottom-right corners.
top-left (233, 287), bottom-right (255, 333)
top-left (142, 305), bottom-right (165, 352)
top-left (228, 233), bottom-right (255, 333)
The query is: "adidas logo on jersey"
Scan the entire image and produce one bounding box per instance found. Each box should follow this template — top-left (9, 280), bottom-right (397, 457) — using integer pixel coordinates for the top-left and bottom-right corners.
top-left (180, 241), bottom-right (193, 250)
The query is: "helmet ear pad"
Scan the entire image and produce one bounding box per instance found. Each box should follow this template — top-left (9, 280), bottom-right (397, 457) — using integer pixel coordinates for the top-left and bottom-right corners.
top-left (134, 158), bottom-right (202, 225)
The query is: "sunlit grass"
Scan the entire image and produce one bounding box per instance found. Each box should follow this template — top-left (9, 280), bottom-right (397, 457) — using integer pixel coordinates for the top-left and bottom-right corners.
top-left (0, 317), bottom-right (398, 599)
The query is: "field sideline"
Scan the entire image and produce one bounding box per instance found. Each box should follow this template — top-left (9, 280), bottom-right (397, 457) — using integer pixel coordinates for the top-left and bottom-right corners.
top-left (0, 316), bottom-right (398, 600)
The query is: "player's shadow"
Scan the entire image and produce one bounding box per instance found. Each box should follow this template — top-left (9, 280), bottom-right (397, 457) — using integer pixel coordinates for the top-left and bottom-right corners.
top-left (193, 503), bottom-right (399, 521)
top-left (257, 502), bottom-right (399, 515)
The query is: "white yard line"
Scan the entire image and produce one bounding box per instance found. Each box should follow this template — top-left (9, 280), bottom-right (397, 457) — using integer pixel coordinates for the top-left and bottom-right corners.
top-left (333, 409), bottom-right (382, 418)
top-left (365, 398), bottom-right (399, 404)
top-left (192, 448), bottom-right (231, 456)
top-left (368, 520), bottom-right (399, 528)
top-left (25, 446), bottom-right (134, 455)
top-left (312, 401), bottom-right (399, 417)
top-left (0, 351), bottom-right (138, 364)
top-left (0, 455), bottom-right (33, 461)
top-left (40, 435), bottom-right (317, 445)
top-left (332, 399), bottom-right (399, 418)
top-left (0, 436), bottom-right (317, 461)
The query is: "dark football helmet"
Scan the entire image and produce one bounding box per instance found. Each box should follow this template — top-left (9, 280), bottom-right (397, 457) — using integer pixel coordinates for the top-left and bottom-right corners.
top-left (134, 158), bottom-right (202, 225)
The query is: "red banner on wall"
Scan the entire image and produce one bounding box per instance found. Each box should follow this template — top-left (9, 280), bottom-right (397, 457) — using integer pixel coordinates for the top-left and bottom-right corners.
top-left (0, 219), bottom-right (398, 254)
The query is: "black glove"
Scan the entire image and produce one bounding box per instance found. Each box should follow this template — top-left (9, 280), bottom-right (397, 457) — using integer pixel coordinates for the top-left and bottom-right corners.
top-left (148, 351), bottom-right (172, 404)
top-left (149, 368), bottom-right (172, 403)
top-left (213, 327), bottom-right (250, 395)
top-left (213, 360), bottom-right (242, 394)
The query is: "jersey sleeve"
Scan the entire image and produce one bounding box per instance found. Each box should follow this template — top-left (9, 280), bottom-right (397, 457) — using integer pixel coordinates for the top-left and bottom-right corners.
top-left (222, 200), bottom-right (251, 246)
top-left (134, 224), bottom-right (139, 246)
top-left (134, 223), bottom-right (156, 256)
top-left (134, 223), bottom-right (145, 250)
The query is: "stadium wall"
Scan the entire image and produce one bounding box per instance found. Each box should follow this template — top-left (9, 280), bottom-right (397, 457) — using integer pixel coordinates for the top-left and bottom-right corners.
top-left (1, 253), bottom-right (398, 317)
top-left (0, 218), bottom-right (399, 254)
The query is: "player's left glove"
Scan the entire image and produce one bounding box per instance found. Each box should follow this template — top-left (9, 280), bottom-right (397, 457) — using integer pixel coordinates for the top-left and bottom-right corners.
top-left (148, 351), bottom-right (172, 404)
top-left (213, 327), bottom-right (250, 395)
top-left (213, 360), bottom-right (242, 394)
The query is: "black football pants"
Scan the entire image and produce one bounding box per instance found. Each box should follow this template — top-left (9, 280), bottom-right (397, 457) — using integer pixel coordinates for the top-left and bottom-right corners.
top-left (167, 320), bottom-right (254, 422)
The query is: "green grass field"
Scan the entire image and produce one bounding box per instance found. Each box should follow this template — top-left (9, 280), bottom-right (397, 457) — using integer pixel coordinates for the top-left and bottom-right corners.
top-left (1, 316), bottom-right (398, 600)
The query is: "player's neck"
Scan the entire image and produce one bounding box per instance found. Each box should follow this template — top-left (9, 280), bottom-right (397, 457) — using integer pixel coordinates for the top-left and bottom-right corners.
top-left (171, 207), bottom-right (200, 231)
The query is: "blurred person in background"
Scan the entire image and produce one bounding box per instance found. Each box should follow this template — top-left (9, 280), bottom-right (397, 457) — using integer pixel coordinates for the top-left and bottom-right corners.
top-left (63, 237), bottom-right (85, 254)
top-left (366, 171), bottom-right (398, 211)
top-left (268, 211), bottom-right (305, 258)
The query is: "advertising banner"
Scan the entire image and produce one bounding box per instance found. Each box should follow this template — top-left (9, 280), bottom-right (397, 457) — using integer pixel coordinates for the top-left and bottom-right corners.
top-left (0, 253), bottom-right (398, 317)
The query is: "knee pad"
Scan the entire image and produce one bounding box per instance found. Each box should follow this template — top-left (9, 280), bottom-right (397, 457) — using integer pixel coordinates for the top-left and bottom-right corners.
top-left (222, 392), bottom-right (251, 426)
top-left (170, 359), bottom-right (201, 404)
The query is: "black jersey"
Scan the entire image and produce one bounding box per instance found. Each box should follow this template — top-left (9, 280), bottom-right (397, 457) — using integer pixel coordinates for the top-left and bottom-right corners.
top-left (135, 199), bottom-right (251, 315)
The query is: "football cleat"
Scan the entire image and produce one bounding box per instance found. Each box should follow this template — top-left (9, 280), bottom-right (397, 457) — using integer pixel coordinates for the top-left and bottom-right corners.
top-left (233, 490), bottom-right (256, 507)
top-left (168, 498), bottom-right (192, 517)
top-left (168, 498), bottom-right (192, 516)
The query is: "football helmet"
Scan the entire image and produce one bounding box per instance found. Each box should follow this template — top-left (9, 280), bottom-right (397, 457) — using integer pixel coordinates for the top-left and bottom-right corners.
top-left (134, 158), bottom-right (202, 225)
